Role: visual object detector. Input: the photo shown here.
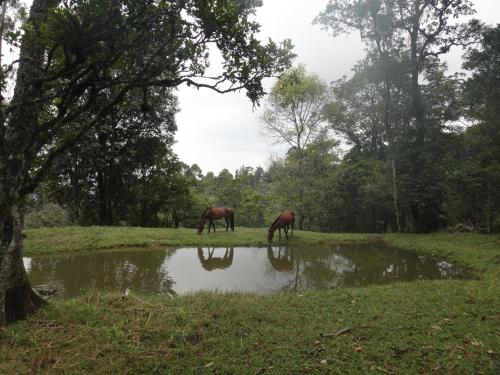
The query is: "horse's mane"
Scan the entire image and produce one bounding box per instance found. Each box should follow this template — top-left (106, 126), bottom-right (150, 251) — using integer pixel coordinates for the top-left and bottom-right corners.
top-left (269, 215), bottom-right (281, 232)
top-left (198, 207), bottom-right (211, 226)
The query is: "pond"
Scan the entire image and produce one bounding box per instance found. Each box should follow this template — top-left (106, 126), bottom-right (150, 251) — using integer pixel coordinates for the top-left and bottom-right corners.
top-left (24, 244), bottom-right (472, 298)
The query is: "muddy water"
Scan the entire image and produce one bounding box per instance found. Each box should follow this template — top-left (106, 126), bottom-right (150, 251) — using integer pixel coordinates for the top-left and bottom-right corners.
top-left (23, 244), bottom-right (471, 298)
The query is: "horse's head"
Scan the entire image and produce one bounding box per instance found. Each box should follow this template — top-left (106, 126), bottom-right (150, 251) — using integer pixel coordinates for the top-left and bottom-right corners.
top-left (267, 230), bottom-right (274, 242)
top-left (196, 208), bottom-right (210, 234)
top-left (196, 222), bottom-right (203, 234)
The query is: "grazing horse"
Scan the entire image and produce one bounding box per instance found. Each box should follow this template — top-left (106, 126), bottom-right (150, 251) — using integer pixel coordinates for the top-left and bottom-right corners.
top-left (268, 210), bottom-right (295, 242)
top-left (197, 207), bottom-right (234, 234)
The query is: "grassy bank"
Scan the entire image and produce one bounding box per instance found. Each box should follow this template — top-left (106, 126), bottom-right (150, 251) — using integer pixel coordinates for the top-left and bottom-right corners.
top-left (23, 226), bottom-right (371, 256)
top-left (1, 228), bottom-right (499, 374)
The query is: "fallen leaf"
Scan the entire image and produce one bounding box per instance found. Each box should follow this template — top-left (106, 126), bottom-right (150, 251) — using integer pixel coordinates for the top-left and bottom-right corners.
top-left (204, 362), bottom-right (214, 368)
top-left (371, 365), bottom-right (394, 374)
top-left (321, 327), bottom-right (353, 337)
top-left (320, 359), bottom-right (327, 365)
top-left (471, 338), bottom-right (484, 347)
top-left (335, 327), bottom-right (353, 336)
top-left (355, 346), bottom-right (363, 352)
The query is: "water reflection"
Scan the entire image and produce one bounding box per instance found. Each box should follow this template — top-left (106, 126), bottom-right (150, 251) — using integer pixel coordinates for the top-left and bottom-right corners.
top-left (197, 247), bottom-right (234, 271)
top-left (267, 246), bottom-right (294, 272)
top-left (24, 245), bottom-right (471, 298)
top-left (28, 248), bottom-right (176, 298)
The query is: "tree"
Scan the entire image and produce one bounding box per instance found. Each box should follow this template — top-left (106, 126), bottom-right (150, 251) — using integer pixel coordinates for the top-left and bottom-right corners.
top-left (447, 25), bottom-right (500, 232)
top-left (260, 65), bottom-right (329, 153)
top-left (316, 0), bottom-right (477, 231)
top-left (260, 65), bottom-right (329, 228)
top-left (95, 88), bottom-right (178, 226)
top-left (43, 86), bottom-right (179, 226)
top-left (269, 135), bottom-right (339, 231)
top-left (0, 0), bottom-right (293, 326)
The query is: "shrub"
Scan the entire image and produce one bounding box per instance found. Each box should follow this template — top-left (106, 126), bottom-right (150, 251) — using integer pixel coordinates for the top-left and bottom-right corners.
top-left (25, 203), bottom-right (73, 228)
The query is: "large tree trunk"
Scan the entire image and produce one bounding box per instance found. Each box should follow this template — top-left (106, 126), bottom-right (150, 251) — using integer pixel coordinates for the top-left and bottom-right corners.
top-left (408, 11), bottom-right (426, 232)
top-left (0, 0), bottom-right (58, 327)
top-left (0, 203), bottom-right (46, 327)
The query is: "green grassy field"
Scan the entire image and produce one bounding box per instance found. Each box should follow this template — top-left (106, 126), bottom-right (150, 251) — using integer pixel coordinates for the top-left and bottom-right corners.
top-left (1, 227), bottom-right (499, 374)
top-left (22, 226), bottom-right (371, 255)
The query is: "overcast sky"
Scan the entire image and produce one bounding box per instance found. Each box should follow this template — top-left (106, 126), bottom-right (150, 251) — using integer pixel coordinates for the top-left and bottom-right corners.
top-left (173, 0), bottom-right (500, 176)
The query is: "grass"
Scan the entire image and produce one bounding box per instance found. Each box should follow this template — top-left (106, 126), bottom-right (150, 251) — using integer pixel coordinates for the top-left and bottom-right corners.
top-left (23, 226), bottom-right (371, 256)
top-left (0, 227), bottom-right (499, 374)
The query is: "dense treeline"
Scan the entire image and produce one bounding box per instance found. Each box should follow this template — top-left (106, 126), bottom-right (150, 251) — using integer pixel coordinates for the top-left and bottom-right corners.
top-left (30, 7), bottom-right (500, 234)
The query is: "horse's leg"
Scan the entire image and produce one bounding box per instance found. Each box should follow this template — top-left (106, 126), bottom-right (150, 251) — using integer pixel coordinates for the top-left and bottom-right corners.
top-left (208, 219), bottom-right (213, 233)
top-left (212, 219), bottom-right (216, 232)
top-left (225, 217), bottom-right (229, 232)
top-left (278, 228), bottom-right (281, 241)
top-left (285, 226), bottom-right (289, 240)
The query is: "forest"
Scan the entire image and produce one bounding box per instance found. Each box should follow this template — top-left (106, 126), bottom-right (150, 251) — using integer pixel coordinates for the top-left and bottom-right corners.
top-left (24, 3), bottom-right (500, 235)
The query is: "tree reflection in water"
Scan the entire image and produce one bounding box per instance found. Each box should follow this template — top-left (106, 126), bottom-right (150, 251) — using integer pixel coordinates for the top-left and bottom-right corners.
top-left (266, 245), bottom-right (470, 292)
top-left (24, 245), bottom-right (471, 298)
top-left (28, 248), bottom-right (177, 298)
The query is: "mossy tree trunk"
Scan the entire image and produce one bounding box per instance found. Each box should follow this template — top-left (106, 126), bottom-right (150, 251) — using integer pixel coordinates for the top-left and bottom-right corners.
top-left (0, 0), bottom-right (57, 328)
top-left (0, 203), bottom-right (46, 327)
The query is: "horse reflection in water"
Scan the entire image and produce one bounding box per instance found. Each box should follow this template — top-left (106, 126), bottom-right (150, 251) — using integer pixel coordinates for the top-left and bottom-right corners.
top-left (197, 247), bottom-right (234, 271)
top-left (267, 246), bottom-right (294, 272)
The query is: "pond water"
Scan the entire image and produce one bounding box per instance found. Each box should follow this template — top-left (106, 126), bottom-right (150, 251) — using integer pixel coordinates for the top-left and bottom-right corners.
top-left (24, 244), bottom-right (471, 298)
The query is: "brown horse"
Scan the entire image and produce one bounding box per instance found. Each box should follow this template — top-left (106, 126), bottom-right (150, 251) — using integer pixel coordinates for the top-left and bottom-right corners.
top-left (197, 207), bottom-right (235, 234)
top-left (268, 210), bottom-right (295, 242)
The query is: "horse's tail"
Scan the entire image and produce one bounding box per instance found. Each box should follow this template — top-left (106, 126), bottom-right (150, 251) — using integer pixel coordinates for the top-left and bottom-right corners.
top-left (229, 209), bottom-right (235, 231)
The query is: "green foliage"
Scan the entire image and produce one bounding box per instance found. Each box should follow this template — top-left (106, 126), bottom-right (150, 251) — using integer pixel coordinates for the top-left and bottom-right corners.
top-left (331, 154), bottom-right (393, 232)
top-left (316, 1), bottom-right (480, 232)
top-left (24, 203), bottom-right (73, 229)
top-left (260, 65), bottom-right (329, 151)
top-left (443, 25), bottom-right (500, 233)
